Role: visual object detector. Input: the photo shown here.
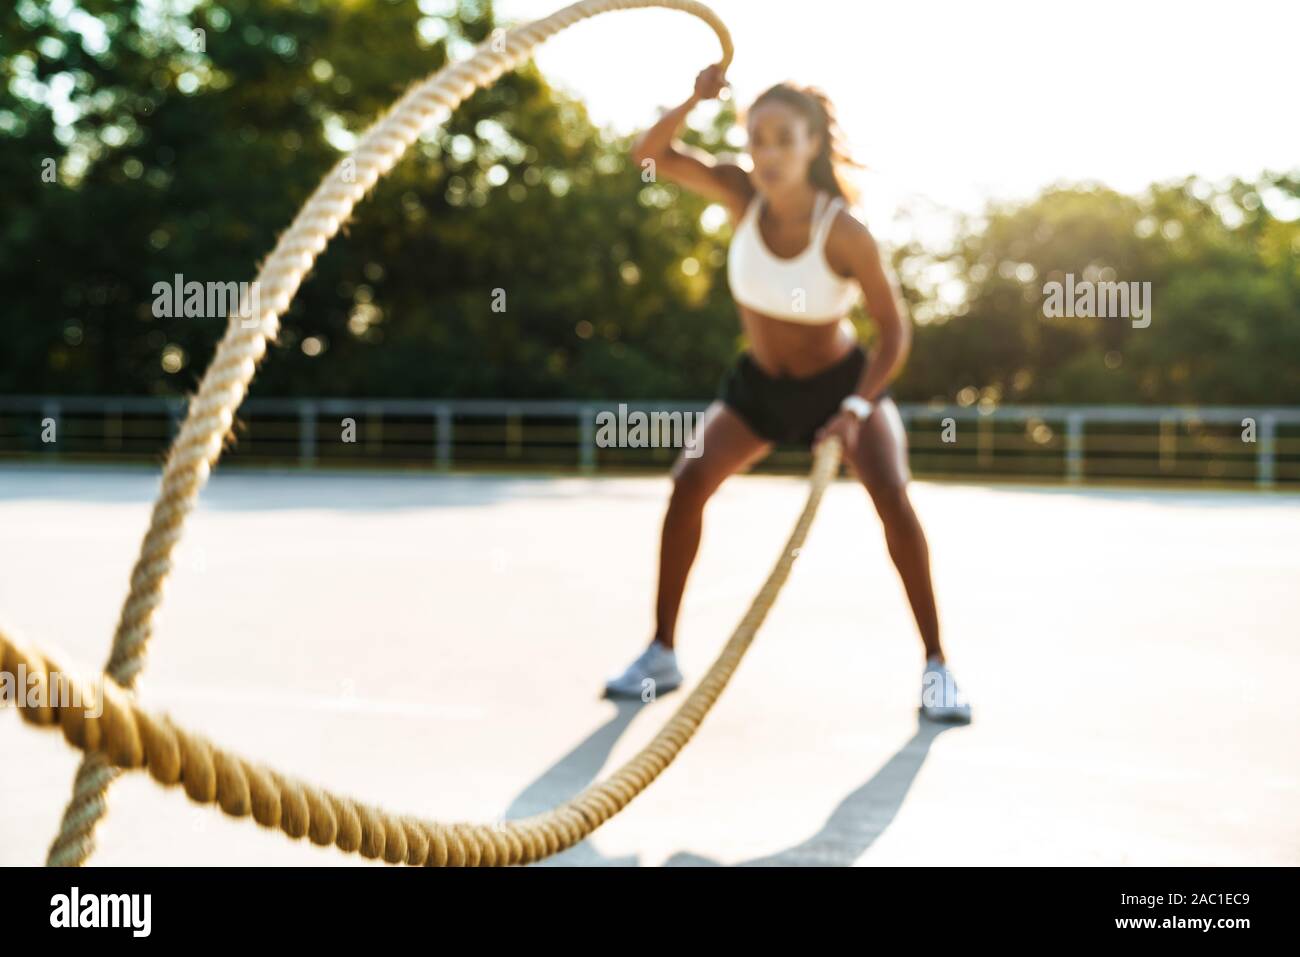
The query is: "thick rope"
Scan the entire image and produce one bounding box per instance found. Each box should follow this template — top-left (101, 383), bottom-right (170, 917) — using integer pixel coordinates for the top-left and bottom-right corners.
top-left (5, 437), bottom-right (841, 866)
top-left (46, 0), bottom-right (733, 868)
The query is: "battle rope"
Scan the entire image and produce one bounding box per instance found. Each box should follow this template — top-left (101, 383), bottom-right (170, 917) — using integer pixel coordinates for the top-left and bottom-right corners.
top-left (2, 438), bottom-right (841, 866)
top-left (0, 0), bottom-right (848, 865)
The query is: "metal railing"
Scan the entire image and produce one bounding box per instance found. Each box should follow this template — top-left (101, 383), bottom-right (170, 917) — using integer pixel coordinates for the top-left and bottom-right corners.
top-left (1, 395), bottom-right (1297, 488)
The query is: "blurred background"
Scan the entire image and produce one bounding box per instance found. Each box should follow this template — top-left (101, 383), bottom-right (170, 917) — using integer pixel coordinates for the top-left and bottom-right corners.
top-left (3, 0), bottom-right (1298, 484)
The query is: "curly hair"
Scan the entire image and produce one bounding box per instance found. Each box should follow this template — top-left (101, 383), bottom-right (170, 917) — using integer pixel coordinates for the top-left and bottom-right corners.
top-left (741, 82), bottom-right (865, 207)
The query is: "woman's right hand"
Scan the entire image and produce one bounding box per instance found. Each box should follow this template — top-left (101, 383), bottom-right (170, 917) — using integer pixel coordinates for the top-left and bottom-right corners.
top-left (692, 63), bottom-right (728, 102)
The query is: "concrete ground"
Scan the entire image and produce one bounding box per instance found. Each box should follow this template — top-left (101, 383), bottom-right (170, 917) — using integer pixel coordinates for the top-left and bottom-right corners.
top-left (1, 463), bottom-right (1297, 866)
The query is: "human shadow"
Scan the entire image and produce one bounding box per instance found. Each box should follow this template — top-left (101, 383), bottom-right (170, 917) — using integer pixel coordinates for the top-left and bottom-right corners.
top-left (503, 696), bottom-right (649, 867)
top-left (504, 688), bottom-right (965, 867)
top-left (663, 719), bottom-right (963, 867)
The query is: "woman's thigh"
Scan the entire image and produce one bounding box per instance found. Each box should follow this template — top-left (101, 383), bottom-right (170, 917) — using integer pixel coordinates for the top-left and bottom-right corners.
top-left (670, 400), bottom-right (774, 500)
top-left (846, 396), bottom-right (912, 493)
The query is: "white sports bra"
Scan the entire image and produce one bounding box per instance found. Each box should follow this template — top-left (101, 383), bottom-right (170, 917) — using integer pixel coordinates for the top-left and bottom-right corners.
top-left (727, 189), bottom-right (860, 324)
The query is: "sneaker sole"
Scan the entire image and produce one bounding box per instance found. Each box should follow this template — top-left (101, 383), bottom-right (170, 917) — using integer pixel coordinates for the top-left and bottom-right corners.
top-left (918, 705), bottom-right (972, 723)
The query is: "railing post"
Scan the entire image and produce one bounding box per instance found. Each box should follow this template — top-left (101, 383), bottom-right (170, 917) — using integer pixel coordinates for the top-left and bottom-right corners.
top-left (1066, 412), bottom-right (1084, 484)
top-left (166, 398), bottom-right (183, 443)
top-left (1159, 416), bottom-right (1176, 473)
top-left (1258, 413), bottom-right (1276, 489)
top-left (299, 400), bottom-right (317, 468)
top-left (105, 403), bottom-right (122, 451)
top-left (579, 405), bottom-right (595, 474)
top-left (435, 405), bottom-right (452, 471)
top-left (506, 406), bottom-right (522, 459)
top-left (366, 403), bottom-right (382, 456)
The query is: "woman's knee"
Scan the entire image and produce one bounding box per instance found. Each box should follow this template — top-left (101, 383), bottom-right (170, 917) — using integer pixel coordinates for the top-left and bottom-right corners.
top-left (669, 461), bottom-right (719, 512)
top-left (866, 479), bottom-right (915, 527)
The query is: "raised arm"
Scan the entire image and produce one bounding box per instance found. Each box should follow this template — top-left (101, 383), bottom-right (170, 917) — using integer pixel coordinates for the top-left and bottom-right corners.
top-left (630, 64), bottom-right (752, 221)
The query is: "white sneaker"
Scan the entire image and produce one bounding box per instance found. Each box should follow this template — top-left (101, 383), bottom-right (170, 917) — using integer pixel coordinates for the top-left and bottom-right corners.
top-left (604, 641), bottom-right (683, 700)
top-left (919, 657), bottom-right (972, 723)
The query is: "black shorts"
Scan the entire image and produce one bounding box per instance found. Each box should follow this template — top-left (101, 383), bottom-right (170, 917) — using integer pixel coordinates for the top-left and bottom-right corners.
top-left (716, 344), bottom-right (888, 447)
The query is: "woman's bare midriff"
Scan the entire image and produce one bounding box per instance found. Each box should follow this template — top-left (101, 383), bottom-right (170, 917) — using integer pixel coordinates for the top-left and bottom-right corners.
top-left (738, 307), bottom-right (859, 378)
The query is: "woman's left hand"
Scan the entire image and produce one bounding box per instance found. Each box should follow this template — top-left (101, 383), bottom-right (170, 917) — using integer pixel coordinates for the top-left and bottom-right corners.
top-left (812, 408), bottom-right (859, 455)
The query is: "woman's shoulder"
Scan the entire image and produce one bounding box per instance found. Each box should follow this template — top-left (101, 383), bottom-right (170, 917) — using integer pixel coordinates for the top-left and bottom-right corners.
top-left (715, 163), bottom-right (756, 223)
top-left (823, 195), bottom-right (876, 278)
top-left (824, 193), bottom-right (870, 242)
top-left (823, 190), bottom-right (862, 222)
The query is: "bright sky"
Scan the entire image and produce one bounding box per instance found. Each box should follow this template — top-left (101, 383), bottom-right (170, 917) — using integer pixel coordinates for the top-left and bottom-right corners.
top-left (493, 0), bottom-right (1298, 244)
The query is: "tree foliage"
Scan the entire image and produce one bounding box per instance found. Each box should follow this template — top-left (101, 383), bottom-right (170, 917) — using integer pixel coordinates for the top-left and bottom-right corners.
top-left (3, 0), bottom-right (1297, 405)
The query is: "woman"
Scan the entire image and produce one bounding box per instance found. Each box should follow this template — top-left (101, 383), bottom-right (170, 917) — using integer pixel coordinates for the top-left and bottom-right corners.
top-left (605, 66), bottom-right (971, 723)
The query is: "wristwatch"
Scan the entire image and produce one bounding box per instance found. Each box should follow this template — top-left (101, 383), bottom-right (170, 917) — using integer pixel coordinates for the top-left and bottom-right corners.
top-left (840, 394), bottom-right (875, 421)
